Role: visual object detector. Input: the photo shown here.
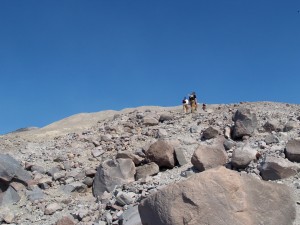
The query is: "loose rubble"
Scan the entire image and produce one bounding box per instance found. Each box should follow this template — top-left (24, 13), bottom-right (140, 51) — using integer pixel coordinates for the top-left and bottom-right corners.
top-left (0, 102), bottom-right (300, 225)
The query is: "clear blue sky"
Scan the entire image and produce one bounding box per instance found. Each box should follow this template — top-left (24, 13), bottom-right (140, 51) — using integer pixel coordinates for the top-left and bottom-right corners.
top-left (0, 0), bottom-right (300, 134)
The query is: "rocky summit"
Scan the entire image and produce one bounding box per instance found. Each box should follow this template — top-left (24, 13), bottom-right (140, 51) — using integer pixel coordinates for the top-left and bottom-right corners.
top-left (0, 102), bottom-right (300, 225)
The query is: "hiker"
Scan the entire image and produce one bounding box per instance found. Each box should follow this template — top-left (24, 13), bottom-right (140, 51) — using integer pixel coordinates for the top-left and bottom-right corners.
top-left (182, 97), bottom-right (189, 113)
top-left (202, 103), bottom-right (206, 111)
top-left (189, 92), bottom-right (198, 113)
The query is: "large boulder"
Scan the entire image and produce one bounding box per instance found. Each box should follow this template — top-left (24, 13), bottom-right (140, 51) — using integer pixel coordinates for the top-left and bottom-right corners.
top-left (146, 140), bottom-right (175, 168)
top-left (0, 154), bottom-right (32, 206)
top-left (139, 167), bottom-right (296, 225)
top-left (0, 154), bottom-right (32, 185)
top-left (191, 145), bottom-right (227, 171)
top-left (285, 139), bottom-right (300, 162)
top-left (232, 108), bottom-right (258, 139)
top-left (259, 156), bottom-right (300, 181)
top-left (231, 145), bottom-right (257, 169)
top-left (93, 159), bottom-right (136, 198)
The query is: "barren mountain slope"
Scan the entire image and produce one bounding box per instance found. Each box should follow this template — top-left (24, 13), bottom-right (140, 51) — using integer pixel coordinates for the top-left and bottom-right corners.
top-left (0, 101), bottom-right (300, 225)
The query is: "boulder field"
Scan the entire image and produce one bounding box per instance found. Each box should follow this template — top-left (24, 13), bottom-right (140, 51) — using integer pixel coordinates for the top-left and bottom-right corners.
top-left (0, 102), bottom-right (300, 225)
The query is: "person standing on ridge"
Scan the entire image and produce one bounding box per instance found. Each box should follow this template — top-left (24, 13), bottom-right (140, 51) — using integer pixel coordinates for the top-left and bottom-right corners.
top-left (182, 97), bottom-right (189, 113)
top-left (189, 92), bottom-right (197, 113)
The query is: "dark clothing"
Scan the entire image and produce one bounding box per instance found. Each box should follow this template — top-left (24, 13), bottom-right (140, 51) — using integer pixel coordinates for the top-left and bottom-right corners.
top-left (189, 94), bottom-right (197, 101)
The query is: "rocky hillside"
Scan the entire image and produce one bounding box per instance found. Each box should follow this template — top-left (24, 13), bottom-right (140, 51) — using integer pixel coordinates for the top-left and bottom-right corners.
top-left (0, 102), bottom-right (300, 225)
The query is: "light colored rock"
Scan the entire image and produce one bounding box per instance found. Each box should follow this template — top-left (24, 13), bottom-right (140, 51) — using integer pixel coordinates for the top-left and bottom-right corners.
top-left (116, 151), bottom-right (144, 166)
top-left (191, 145), bottom-right (227, 171)
top-left (139, 167), bottom-right (296, 225)
top-left (55, 215), bottom-right (76, 225)
top-left (116, 192), bottom-right (134, 206)
top-left (265, 134), bottom-right (279, 145)
top-left (174, 147), bottom-right (188, 166)
top-left (3, 212), bottom-right (14, 223)
top-left (44, 203), bottom-right (62, 215)
top-left (231, 145), bottom-right (257, 169)
top-left (263, 119), bottom-right (281, 132)
top-left (135, 162), bottom-right (159, 180)
top-left (92, 148), bottom-right (104, 157)
top-left (157, 128), bottom-right (168, 138)
top-left (224, 126), bottom-right (231, 139)
top-left (143, 116), bottom-right (159, 126)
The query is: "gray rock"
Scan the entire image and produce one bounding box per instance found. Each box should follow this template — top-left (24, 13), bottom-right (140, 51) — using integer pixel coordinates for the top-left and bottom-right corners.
top-left (31, 165), bottom-right (46, 174)
top-left (231, 145), bottom-right (257, 169)
top-left (191, 145), bottom-right (227, 172)
top-left (116, 192), bottom-right (134, 206)
top-left (0, 154), bottom-right (32, 184)
top-left (201, 127), bottom-right (219, 140)
top-left (55, 216), bottom-right (76, 225)
top-left (37, 177), bottom-right (52, 189)
top-left (190, 125), bottom-right (200, 133)
top-left (52, 171), bottom-right (66, 181)
top-left (283, 121), bottom-right (295, 132)
top-left (44, 203), bottom-right (62, 215)
top-left (285, 139), bottom-right (300, 162)
top-left (63, 182), bottom-right (87, 193)
top-left (26, 186), bottom-right (44, 201)
top-left (232, 108), bottom-right (258, 139)
top-left (83, 177), bottom-right (93, 188)
top-left (263, 120), bottom-right (281, 132)
top-left (158, 114), bottom-right (173, 123)
top-left (101, 134), bottom-right (112, 142)
top-left (0, 186), bottom-right (20, 206)
top-left (157, 129), bottom-right (168, 138)
top-left (116, 151), bottom-right (144, 166)
top-left (93, 159), bottom-right (136, 198)
top-left (265, 134), bottom-right (279, 145)
top-left (143, 116), bottom-right (159, 126)
top-left (54, 155), bottom-right (68, 162)
top-left (92, 148), bottom-right (104, 157)
top-left (174, 147), bottom-right (188, 166)
top-left (121, 205), bottom-right (142, 225)
top-left (223, 139), bottom-right (236, 151)
top-left (135, 162), bottom-right (159, 180)
top-left (259, 156), bottom-right (300, 180)
top-left (136, 112), bottom-right (144, 119)
top-left (47, 167), bottom-right (61, 177)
